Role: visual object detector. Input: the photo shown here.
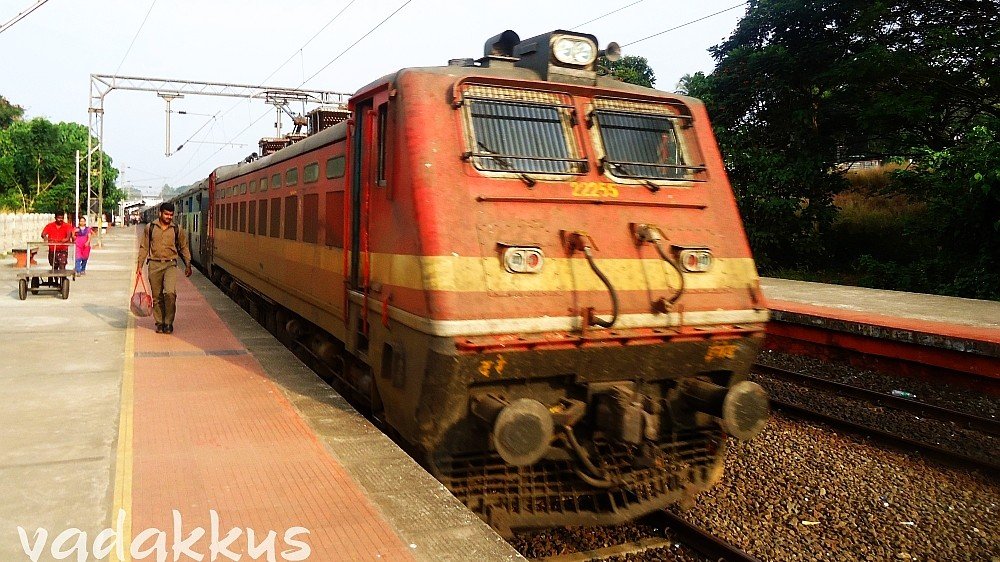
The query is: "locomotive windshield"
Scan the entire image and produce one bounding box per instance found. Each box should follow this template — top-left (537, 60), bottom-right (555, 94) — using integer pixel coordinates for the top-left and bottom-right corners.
top-left (466, 98), bottom-right (586, 175)
top-left (594, 110), bottom-right (689, 180)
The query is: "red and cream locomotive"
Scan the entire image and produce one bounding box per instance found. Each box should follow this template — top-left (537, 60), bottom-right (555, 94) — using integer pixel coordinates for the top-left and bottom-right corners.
top-left (170, 29), bottom-right (770, 534)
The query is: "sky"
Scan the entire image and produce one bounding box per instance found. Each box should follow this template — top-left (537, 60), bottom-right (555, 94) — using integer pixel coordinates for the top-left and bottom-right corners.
top-left (0, 0), bottom-right (746, 195)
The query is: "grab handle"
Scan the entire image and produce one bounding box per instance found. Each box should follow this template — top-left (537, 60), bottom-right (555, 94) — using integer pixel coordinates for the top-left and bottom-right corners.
top-left (632, 223), bottom-right (685, 310)
top-left (566, 231), bottom-right (619, 329)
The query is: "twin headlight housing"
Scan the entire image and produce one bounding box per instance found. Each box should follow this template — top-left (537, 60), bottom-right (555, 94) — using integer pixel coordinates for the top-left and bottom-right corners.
top-left (552, 35), bottom-right (597, 66)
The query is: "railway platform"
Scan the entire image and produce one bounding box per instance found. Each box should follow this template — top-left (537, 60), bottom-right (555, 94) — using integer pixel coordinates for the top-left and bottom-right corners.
top-left (760, 278), bottom-right (1000, 382)
top-left (0, 227), bottom-right (520, 561)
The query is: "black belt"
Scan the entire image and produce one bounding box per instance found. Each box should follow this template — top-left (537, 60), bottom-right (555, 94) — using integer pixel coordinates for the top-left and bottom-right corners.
top-left (147, 258), bottom-right (176, 262)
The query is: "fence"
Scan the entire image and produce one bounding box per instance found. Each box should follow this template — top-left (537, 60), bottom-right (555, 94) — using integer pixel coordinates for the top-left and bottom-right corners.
top-left (0, 213), bottom-right (54, 254)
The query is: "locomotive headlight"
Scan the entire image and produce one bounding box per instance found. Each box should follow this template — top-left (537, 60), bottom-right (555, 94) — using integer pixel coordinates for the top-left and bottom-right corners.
top-left (503, 247), bottom-right (544, 274)
top-left (552, 36), bottom-right (596, 66)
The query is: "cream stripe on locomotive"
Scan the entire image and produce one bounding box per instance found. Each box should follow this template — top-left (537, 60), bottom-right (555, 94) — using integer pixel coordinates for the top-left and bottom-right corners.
top-left (346, 292), bottom-right (768, 337)
top-left (218, 234), bottom-right (759, 294)
top-left (394, 255), bottom-right (758, 293)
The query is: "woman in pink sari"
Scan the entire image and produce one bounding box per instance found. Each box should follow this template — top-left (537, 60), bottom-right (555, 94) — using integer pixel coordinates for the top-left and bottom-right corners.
top-left (74, 217), bottom-right (92, 275)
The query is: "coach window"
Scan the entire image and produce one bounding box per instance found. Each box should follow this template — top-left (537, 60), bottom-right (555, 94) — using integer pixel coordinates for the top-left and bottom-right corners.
top-left (302, 193), bottom-right (319, 243)
top-left (258, 199), bottom-right (268, 236)
top-left (304, 162), bottom-right (319, 184)
top-left (250, 180), bottom-right (258, 193)
top-left (239, 201), bottom-right (247, 232)
top-left (376, 103), bottom-right (388, 187)
top-left (271, 173), bottom-right (281, 190)
top-left (248, 201), bottom-right (257, 234)
top-left (462, 88), bottom-right (585, 176)
top-left (269, 198), bottom-right (281, 238)
top-left (283, 195), bottom-right (298, 240)
top-left (325, 156), bottom-right (345, 179)
top-left (240, 182), bottom-right (247, 195)
top-left (260, 177), bottom-right (269, 192)
top-left (214, 204), bottom-right (220, 228)
top-left (285, 168), bottom-right (298, 187)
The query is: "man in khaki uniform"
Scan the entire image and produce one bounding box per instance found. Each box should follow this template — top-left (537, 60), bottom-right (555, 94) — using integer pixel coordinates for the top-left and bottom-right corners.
top-left (137, 202), bottom-right (192, 334)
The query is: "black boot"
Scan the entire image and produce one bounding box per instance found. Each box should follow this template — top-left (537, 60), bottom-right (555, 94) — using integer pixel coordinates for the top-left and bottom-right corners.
top-left (163, 293), bottom-right (177, 334)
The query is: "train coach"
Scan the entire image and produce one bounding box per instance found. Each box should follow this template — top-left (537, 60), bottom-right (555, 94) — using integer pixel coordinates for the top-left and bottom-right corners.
top-left (169, 29), bottom-right (770, 534)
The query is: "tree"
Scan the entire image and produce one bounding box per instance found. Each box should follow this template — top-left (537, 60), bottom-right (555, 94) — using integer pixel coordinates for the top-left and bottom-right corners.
top-left (0, 115), bottom-right (120, 213)
top-left (691, 0), bottom-right (1000, 279)
top-left (159, 183), bottom-right (178, 200)
top-left (600, 55), bottom-right (656, 88)
top-left (0, 95), bottom-right (24, 129)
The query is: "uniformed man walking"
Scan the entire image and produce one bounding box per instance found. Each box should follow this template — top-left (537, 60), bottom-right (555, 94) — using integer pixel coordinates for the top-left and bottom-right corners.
top-left (137, 202), bottom-right (192, 334)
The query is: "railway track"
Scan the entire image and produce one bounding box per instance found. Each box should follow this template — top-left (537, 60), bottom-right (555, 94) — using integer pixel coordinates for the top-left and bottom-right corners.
top-left (528, 510), bottom-right (760, 562)
top-left (752, 362), bottom-right (1000, 472)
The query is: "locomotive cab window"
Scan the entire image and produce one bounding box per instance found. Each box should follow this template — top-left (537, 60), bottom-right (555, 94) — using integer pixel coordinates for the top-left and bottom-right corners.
top-left (591, 100), bottom-right (704, 181)
top-left (461, 86), bottom-right (584, 176)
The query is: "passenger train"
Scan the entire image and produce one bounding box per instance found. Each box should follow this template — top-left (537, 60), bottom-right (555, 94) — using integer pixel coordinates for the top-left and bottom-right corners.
top-left (152, 29), bottom-right (770, 534)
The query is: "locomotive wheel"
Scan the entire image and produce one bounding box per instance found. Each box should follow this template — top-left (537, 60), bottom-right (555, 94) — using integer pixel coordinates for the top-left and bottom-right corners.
top-left (30, 277), bottom-right (39, 295)
top-left (61, 278), bottom-right (70, 300)
top-left (18, 279), bottom-right (27, 300)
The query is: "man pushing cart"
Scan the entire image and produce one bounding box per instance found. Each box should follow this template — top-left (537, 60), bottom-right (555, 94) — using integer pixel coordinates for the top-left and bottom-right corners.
top-left (16, 211), bottom-right (76, 300)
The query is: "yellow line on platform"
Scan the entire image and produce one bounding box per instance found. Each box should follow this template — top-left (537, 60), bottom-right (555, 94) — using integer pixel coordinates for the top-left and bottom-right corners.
top-left (111, 313), bottom-right (135, 562)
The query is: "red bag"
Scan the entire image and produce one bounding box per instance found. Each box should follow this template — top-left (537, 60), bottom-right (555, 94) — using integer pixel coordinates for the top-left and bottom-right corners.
top-left (130, 269), bottom-right (153, 317)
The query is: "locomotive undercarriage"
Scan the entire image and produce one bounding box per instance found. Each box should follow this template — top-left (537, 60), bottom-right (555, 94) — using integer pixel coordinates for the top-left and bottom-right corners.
top-left (416, 332), bottom-right (768, 535)
top-left (433, 430), bottom-right (726, 535)
top-left (210, 263), bottom-right (768, 536)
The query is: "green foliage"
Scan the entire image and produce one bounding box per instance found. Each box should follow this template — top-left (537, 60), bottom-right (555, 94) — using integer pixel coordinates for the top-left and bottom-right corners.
top-left (872, 120), bottom-right (1000, 299)
top-left (600, 55), bottom-right (655, 88)
top-left (0, 107), bottom-right (120, 213)
top-left (0, 95), bottom-right (24, 129)
top-left (689, 0), bottom-right (999, 298)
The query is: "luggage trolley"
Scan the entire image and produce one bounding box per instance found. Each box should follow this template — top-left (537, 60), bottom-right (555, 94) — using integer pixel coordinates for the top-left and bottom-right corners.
top-left (16, 240), bottom-right (76, 300)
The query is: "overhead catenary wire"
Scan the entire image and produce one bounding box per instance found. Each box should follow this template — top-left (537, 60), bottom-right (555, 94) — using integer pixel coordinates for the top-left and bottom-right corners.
top-left (173, 0), bottom-right (415, 185)
top-left (168, 0), bottom-right (359, 183)
top-left (0, 0), bottom-right (50, 35)
top-left (114, 0), bottom-right (158, 75)
top-left (570, 0), bottom-right (647, 30)
top-left (301, 0), bottom-right (414, 87)
top-left (622, 2), bottom-right (746, 47)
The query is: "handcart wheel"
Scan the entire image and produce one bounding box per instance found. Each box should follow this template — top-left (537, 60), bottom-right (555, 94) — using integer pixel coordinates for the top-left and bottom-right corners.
top-left (18, 279), bottom-right (27, 300)
top-left (61, 278), bottom-right (70, 300)
top-left (30, 277), bottom-right (39, 295)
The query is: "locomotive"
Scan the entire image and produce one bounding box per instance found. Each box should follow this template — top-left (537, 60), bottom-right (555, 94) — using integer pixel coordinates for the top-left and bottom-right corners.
top-left (164, 29), bottom-right (770, 534)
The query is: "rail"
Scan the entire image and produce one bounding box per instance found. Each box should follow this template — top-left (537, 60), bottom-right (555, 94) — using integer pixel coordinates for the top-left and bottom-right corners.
top-left (530, 510), bottom-right (761, 562)
top-left (754, 363), bottom-right (1000, 473)
top-left (752, 363), bottom-right (1000, 436)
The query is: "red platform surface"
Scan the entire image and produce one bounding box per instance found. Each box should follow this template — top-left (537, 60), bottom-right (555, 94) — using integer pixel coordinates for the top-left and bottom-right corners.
top-left (128, 272), bottom-right (413, 560)
top-left (761, 279), bottom-right (1000, 380)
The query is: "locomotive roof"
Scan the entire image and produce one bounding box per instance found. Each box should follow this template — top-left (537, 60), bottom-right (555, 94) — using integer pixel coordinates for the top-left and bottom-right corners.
top-left (214, 62), bottom-right (699, 183)
top-left (354, 63), bottom-right (698, 105)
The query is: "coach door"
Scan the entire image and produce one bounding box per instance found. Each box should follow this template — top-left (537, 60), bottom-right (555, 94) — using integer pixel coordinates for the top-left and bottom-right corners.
top-left (347, 89), bottom-right (392, 355)
top-left (348, 98), bottom-right (372, 292)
